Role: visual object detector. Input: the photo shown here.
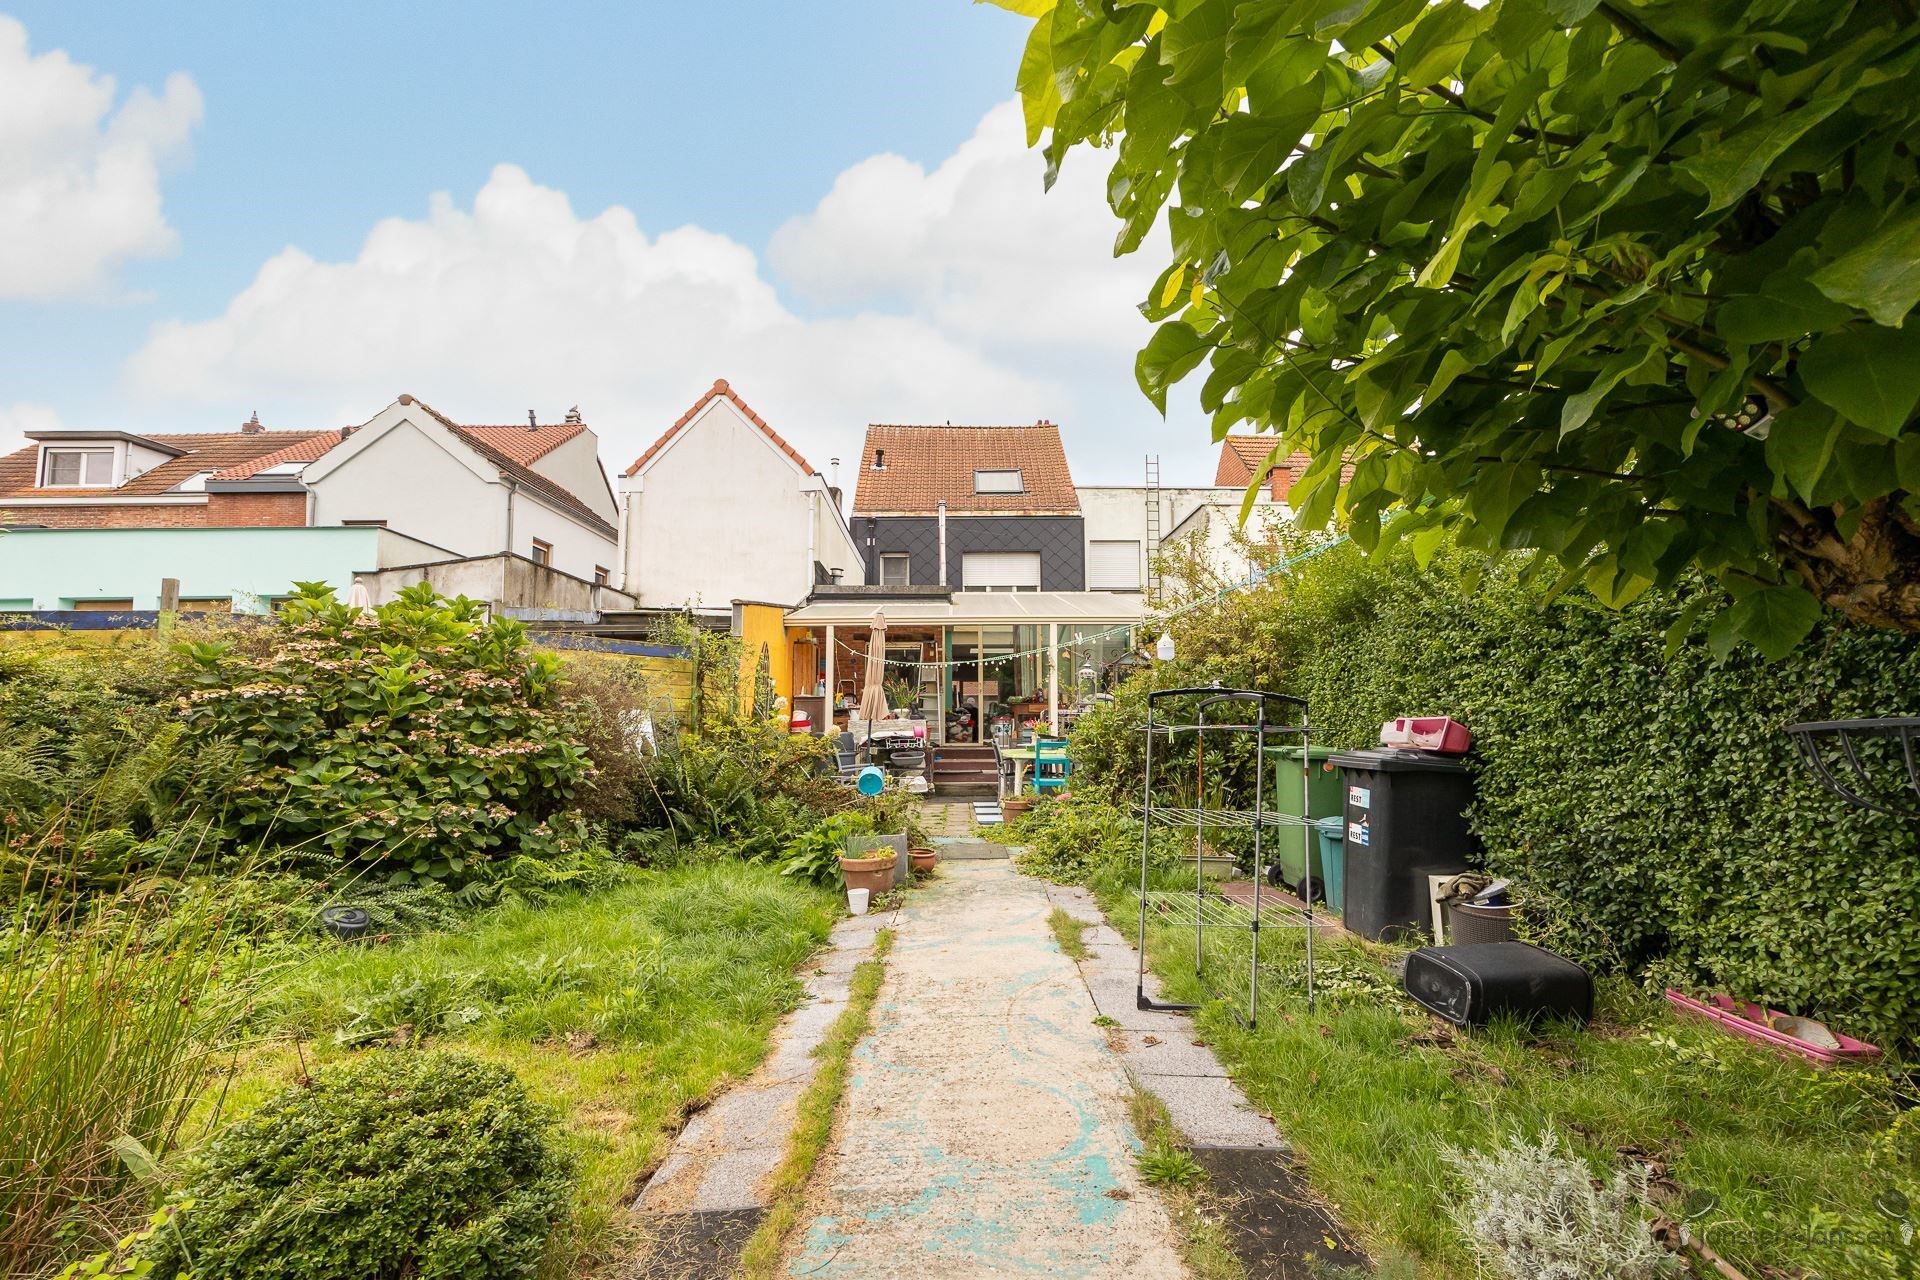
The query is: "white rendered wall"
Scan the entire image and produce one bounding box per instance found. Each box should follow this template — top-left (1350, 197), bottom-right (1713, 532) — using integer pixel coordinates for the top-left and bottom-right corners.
top-left (308, 419), bottom-right (506, 555)
top-left (509, 488), bottom-right (617, 580)
top-left (621, 399), bottom-right (825, 609)
top-left (531, 430), bottom-right (618, 523)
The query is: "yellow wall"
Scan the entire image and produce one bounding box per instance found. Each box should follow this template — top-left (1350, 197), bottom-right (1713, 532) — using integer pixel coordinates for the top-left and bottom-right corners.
top-left (735, 603), bottom-right (794, 710)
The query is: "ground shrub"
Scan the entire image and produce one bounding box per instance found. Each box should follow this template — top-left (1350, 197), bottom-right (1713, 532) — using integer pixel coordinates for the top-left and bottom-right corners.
top-left (176, 582), bottom-right (592, 884)
top-left (146, 1051), bottom-right (570, 1280)
top-left (1076, 540), bottom-right (1920, 1048)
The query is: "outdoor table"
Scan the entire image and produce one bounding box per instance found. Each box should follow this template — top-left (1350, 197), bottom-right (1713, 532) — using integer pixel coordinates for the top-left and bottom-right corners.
top-left (999, 743), bottom-right (1036, 798)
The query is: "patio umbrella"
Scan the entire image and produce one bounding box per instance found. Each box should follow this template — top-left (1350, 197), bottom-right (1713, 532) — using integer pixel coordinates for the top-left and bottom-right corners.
top-left (858, 609), bottom-right (890, 724)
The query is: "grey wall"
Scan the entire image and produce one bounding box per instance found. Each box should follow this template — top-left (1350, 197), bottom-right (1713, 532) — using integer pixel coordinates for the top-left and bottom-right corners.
top-left (861, 515), bottom-right (1085, 590)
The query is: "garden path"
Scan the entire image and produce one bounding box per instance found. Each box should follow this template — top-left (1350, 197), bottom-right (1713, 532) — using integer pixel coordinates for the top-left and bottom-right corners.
top-left (784, 861), bottom-right (1189, 1278)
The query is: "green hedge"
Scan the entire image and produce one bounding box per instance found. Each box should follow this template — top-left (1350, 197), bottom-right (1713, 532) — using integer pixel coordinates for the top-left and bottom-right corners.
top-left (1076, 544), bottom-right (1920, 1049)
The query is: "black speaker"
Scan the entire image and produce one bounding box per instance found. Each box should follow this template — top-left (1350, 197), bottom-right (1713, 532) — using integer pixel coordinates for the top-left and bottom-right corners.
top-left (1403, 942), bottom-right (1593, 1028)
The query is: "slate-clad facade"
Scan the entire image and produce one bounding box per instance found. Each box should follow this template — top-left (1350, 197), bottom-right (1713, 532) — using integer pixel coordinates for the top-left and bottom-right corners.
top-left (857, 514), bottom-right (1086, 590)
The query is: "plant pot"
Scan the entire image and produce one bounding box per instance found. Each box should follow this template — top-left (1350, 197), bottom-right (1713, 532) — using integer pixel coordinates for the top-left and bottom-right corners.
top-left (838, 854), bottom-right (895, 898)
top-left (320, 905), bottom-right (370, 942)
top-left (1001, 798), bottom-right (1033, 820)
top-left (909, 848), bottom-right (937, 872)
top-left (1447, 900), bottom-right (1518, 945)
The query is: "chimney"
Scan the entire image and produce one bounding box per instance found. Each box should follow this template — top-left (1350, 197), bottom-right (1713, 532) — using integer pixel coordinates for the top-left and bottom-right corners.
top-left (527, 410), bottom-right (538, 431)
top-left (830, 456), bottom-right (840, 489)
top-left (564, 405), bottom-right (583, 424)
top-left (873, 448), bottom-right (885, 470)
top-left (241, 410), bottom-right (264, 434)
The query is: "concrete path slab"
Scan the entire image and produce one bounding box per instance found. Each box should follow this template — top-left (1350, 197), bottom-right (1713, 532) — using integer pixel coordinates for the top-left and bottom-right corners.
top-left (786, 862), bottom-right (1188, 1279)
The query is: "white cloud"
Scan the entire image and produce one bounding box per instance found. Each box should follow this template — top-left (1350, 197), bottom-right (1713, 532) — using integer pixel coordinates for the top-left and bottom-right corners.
top-left (0, 16), bottom-right (202, 300)
top-left (125, 100), bottom-right (1198, 482)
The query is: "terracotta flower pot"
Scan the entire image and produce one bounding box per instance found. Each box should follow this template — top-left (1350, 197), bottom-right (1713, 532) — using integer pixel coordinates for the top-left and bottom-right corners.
top-left (909, 847), bottom-right (937, 872)
top-left (839, 854), bottom-right (895, 898)
top-left (1001, 798), bottom-right (1033, 820)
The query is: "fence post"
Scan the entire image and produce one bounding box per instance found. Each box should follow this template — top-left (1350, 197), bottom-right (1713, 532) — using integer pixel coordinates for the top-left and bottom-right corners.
top-left (157, 577), bottom-right (180, 646)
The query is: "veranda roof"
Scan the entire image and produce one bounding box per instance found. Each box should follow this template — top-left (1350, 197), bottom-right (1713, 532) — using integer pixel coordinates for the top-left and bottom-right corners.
top-left (785, 591), bottom-right (1147, 626)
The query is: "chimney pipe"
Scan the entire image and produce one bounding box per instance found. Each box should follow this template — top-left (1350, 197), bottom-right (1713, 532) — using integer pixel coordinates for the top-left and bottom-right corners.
top-left (564, 405), bottom-right (583, 424)
top-left (527, 409), bottom-right (538, 431)
top-left (241, 410), bottom-right (264, 434)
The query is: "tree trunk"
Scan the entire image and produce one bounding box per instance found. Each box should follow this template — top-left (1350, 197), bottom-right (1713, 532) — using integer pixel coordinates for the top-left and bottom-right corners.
top-left (1774, 497), bottom-right (1920, 631)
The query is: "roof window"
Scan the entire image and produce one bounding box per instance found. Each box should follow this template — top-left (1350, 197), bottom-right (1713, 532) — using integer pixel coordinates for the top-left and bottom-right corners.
top-left (973, 468), bottom-right (1025, 494)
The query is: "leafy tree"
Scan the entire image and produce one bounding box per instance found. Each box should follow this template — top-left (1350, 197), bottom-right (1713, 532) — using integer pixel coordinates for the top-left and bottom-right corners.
top-left (997, 0), bottom-right (1920, 654)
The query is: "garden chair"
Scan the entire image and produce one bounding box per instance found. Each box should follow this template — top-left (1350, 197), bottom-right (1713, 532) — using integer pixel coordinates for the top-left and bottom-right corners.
top-left (833, 731), bottom-right (863, 783)
top-left (1032, 736), bottom-right (1071, 794)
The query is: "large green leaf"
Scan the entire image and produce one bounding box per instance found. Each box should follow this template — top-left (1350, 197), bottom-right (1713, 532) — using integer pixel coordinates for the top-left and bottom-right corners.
top-left (1679, 94), bottom-right (1848, 212)
top-left (1726, 584), bottom-right (1824, 661)
top-left (1810, 205), bottom-right (1920, 328)
top-left (1136, 321), bottom-right (1212, 415)
top-left (1797, 325), bottom-right (1920, 438)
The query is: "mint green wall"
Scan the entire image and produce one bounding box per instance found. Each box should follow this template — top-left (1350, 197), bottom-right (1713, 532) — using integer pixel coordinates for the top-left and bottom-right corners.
top-left (0, 527), bottom-right (387, 613)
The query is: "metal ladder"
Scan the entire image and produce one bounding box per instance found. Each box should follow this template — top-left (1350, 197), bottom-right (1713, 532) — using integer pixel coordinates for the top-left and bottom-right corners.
top-left (1144, 454), bottom-right (1162, 602)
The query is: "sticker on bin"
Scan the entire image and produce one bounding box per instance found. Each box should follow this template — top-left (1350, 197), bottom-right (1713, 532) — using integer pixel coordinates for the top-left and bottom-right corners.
top-left (1349, 817), bottom-right (1370, 846)
top-left (1349, 785), bottom-right (1371, 810)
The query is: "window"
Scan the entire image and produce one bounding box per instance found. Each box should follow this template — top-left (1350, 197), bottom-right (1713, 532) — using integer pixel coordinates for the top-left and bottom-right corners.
top-left (529, 538), bottom-right (553, 566)
top-left (1087, 540), bottom-right (1143, 591)
top-left (170, 470), bottom-right (218, 493)
top-left (593, 565), bottom-right (610, 586)
top-left (342, 519), bottom-right (387, 528)
top-left (879, 553), bottom-right (911, 586)
top-left (41, 448), bottom-right (113, 487)
top-left (961, 551), bottom-right (1041, 591)
top-left (973, 469), bottom-right (1024, 494)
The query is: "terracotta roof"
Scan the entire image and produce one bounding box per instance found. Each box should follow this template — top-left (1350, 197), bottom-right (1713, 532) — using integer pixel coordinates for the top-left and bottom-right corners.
top-left (1215, 435), bottom-right (1351, 499)
top-left (851, 424), bottom-right (1079, 516)
top-left (394, 395), bottom-right (614, 539)
top-left (623, 379), bottom-right (814, 478)
top-left (452, 422), bottom-right (584, 468)
top-left (0, 430), bottom-right (334, 501)
top-left (216, 430), bottom-right (350, 480)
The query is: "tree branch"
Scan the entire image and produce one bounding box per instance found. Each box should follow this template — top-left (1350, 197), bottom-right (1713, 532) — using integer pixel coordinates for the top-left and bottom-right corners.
top-left (1595, 2), bottom-right (1761, 98)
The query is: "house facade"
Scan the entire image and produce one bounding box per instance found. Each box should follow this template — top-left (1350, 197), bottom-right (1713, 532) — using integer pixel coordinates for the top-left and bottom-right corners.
top-left (851, 423), bottom-right (1085, 592)
top-left (617, 380), bottom-right (862, 614)
top-left (0, 396), bottom-right (624, 611)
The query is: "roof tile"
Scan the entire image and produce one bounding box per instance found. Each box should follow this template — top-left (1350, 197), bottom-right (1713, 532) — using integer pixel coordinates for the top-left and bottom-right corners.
top-left (624, 379), bottom-right (815, 477)
top-left (0, 431), bottom-right (335, 500)
top-left (851, 424), bottom-right (1078, 516)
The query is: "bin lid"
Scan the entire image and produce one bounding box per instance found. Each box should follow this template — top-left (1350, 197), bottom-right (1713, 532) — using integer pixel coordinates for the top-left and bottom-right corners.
top-left (1314, 815), bottom-right (1346, 837)
top-left (1329, 747), bottom-right (1469, 774)
top-left (1263, 745), bottom-right (1340, 761)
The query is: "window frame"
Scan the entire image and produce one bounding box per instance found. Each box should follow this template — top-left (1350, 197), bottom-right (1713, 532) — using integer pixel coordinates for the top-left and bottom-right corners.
top-left (529, 538), bottom-right (554, 566)
top-left (878, 553), bottom-right (912, 586)
top-left (972, 468), bottom-right (1025, 495)
top-left (592, 565), bottom-right (610, 586)
top-left (41, 447), bottom-right (115, 488)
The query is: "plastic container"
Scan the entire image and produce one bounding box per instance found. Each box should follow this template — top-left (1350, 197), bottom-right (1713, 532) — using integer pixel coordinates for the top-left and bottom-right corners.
top-left (1264, 745), bottom-right (1343, 893)
top-left (1314, 816), bottom-right (1346, 916)
top-left (1447, 899), bottom-right (1516, 945)
top-left (1378, 716), bottom-right (1473, 754)
top-left (847, 887), bottom-right (870, 915)
top-left (855, 765), bottom-right (887, 796)
top-left (1404, 942), bottom-right (1593, 1027)
top-left (1330, 749), bottom-right (1479, 941)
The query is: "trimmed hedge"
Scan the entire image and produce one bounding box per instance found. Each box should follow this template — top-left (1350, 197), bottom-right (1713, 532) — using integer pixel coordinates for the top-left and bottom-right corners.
top-left (146, 1051), bottom-right (569, 1279)
top-left (1075, 544), bottom-right (1920, 1049)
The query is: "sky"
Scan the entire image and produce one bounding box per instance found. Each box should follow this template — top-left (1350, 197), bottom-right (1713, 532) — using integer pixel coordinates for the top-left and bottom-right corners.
top-left (0, 2), bottom-right (1219, 488)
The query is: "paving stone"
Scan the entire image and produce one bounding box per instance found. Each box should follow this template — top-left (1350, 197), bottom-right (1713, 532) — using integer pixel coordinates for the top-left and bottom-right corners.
top-left (1137, 1071), bottom-right (1285, 1150)
top-left (1117, 1029), bottom-right (1229, 1078)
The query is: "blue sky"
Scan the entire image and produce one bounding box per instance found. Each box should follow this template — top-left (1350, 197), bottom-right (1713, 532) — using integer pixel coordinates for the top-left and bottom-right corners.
top-left (0, 3), bottom-right (1217, 484)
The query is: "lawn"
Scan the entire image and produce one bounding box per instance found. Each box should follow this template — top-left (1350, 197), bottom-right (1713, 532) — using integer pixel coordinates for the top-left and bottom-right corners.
top-left (1086, 874), bottom-right (1916, 1279)
top-left (193, 864), bottom-right (839, 1276)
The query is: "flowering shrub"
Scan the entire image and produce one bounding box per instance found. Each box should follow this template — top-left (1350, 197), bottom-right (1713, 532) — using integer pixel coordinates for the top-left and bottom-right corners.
top-left (177, 583), bottom-right (591, 882)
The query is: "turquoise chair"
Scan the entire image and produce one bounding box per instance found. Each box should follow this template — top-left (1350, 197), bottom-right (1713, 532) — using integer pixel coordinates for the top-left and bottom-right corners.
top-left (1032, 737), bottom-right (1072, 793)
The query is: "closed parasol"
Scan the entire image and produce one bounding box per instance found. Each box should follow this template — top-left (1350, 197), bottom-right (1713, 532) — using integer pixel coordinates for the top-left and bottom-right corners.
top-left (858, 610), bottom-right (890, 724)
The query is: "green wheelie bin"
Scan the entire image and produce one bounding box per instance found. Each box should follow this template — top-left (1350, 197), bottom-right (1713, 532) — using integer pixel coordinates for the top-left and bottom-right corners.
top-left (1263, 745), bottom-right (1343, 897)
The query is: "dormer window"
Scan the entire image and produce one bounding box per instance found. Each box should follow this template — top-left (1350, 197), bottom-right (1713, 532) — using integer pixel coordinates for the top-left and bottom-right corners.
top-left (973, 468), bottom-right (1024, 494)
top-left (41, 448), bottom-right (114, 487)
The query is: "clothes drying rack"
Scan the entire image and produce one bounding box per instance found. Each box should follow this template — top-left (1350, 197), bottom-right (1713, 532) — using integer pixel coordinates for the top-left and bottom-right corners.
top-left (1135, 685), bottom-right (1321, 1028)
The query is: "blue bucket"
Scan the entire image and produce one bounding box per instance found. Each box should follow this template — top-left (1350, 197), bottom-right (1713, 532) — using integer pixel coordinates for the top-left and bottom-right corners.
top-left (856, 765), bottom-right (887, 797)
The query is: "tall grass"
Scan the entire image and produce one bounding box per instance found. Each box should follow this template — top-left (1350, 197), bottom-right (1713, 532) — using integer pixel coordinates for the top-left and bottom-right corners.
top-left (0, 829), bottom-right (241, 1277)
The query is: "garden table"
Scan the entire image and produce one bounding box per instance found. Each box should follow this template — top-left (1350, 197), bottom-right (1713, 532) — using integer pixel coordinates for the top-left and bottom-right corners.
top-left (999, 743), bottom-right (1035, 798)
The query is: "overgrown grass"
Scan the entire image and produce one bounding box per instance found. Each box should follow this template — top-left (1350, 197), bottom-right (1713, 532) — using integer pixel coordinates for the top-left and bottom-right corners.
top-left (1126, 1086), bottom-right (1244, 1280)
top-left (212, 864), bottom-right (839, 1276)
top-left (1047, 906), bottom-right (1090, 961)
top-left (0, 835), bottom-right (244, 1276)
top-left (736, 928), bottom-right (895, 1279)
top-left (1090, 876), bottom-right (1917, 1280)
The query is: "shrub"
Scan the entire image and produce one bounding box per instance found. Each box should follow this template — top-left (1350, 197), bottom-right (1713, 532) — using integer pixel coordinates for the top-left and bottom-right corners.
top-left (146, 1051), bottom-right (570, 1280)
top-left (1445, 1131), bottom-right (1677, 1280)
top-left (176, 583), bottom-right (592, 883)
top-left (1075, 540), bottom-right (1920, 1049)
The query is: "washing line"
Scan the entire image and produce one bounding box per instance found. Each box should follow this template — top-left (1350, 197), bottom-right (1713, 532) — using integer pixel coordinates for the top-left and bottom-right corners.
top-left (817, 534), bottom-right (1352, 672)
